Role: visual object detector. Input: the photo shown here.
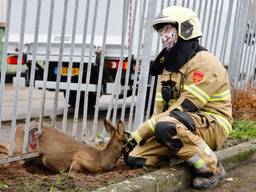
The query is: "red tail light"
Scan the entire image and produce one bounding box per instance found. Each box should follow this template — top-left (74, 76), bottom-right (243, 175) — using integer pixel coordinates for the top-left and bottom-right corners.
top-left (106, 60), bottom-right (128, 70)
top-left (7, 56), bottom-right (26, 65)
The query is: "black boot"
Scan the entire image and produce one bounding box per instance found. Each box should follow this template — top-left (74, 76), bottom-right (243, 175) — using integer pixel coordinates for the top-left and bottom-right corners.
top-left (193, 163), bottom-right (227, 189)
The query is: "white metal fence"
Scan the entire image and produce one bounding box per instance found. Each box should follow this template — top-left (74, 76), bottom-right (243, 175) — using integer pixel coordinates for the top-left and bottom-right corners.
top-left (0, 0), bottom-right (255, 163)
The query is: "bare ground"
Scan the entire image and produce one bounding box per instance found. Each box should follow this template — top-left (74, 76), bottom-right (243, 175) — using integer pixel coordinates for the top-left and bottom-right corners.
top-left (0, 157), bottom-right (145, 192)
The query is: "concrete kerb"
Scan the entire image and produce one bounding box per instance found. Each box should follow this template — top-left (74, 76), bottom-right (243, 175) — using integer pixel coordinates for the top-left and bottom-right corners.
top-left (95, 140), bottom-right (256, 192)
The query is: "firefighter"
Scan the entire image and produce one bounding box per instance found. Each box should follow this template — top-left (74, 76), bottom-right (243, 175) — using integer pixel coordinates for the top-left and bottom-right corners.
top-left (124, 6), bottom-right (232, 189)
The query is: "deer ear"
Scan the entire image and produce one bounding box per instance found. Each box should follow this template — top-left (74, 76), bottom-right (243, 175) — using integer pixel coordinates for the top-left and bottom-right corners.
top-left (117, 120), bottom-right (125, 136)
top-left (104, 119), bottom-right (115, 134)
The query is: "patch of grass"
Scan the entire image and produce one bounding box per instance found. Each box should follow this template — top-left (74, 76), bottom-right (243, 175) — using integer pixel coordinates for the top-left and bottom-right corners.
top-left (49, 171), bottom-right (70, 192)
top-left (19, 178), bottom-right (42, 192)
top-left (231, 120), bottom-right (256, 139)
top-left (0, 182), bottom-right (8, 190)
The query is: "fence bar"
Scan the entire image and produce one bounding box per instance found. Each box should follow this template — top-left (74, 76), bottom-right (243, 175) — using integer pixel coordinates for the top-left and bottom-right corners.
top-left (121, 0), bottom-right (138, 122)
top-left (197, 0), bottom-right (202, 23)
top-left (133, 0), bottom-right (158, 129)
top-left (104, 0), bottom-right (128, 136)
top-left (0, 152), bottom-right (39, 164)
top-left (51, 0), bottom-right (69, 127)
top-left (0, 0), bottom-right (12, 140)
top-left (112, 0), bottom-right (128, 126)
top-left (240, 29), bottom-right (252, 88)
top-left (8, 0), bottom-right (27, 156)
top-left (204, 0), bottom-right (213, 48)
top-left (127, 0), bottom-right (147, 131)
top-left (233, 1), bottom-right (251, 87)
top-left (213, 0), bottom-right (223, 55)
top-left (220, 0), bottom-right (234, 65)
top-left (249, 39), bottom-right (256, 89)
top-left (23, 0), bottom-right (42, 154)
top-left (192, 0), bottom-right (197, 10)
top-left (243, 4), bottom-right (256, 88)
top-left (81, 0), bottom-right (98, 141)
top-left (105, 0), bottom-right (129, 124)
top-left (92, 0), bottom-right (111, 140)
top-left (209, 0), bottom-right (219, 52)
top-left (248, 18), bottom-right (256, 88)
top-left (145, 76), bottom-right (156, 120)
top-left (145, 0), bottom-right (164, 121)
top-left (73, 0), bottom-right (90, 141)
top-left (185, 0), bottom-right (190, 8)
top-left (242, 10), bottom-right (255, 87)
top-left (228, 0), bottom-right (242, 83)
top-left (167, 0), bottom-right (171, 7)
top-left (200, 0), bottom-right (208, 45)
top-left (39, 0), bottom-right (55, 130)
top-left (62, 0), bottom-right (79, 133)
top-left (182, 0), bottom-right (185, 6)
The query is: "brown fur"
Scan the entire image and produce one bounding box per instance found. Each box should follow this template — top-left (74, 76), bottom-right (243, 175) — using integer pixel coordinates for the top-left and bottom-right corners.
top-left (0, 120), bottom-right (127, 174)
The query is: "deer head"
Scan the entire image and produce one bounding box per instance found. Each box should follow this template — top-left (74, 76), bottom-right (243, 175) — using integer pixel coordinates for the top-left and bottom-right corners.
top-left (26, 121), bottom-right (42, 152)
top-left (101, 119), bottom-right (128, 170)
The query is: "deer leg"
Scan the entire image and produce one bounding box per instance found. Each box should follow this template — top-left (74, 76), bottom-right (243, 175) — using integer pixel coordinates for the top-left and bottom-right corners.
top-left (42, 156), bottom-right (58, 172)
top-left (68, 161), bottom-right (82, 176)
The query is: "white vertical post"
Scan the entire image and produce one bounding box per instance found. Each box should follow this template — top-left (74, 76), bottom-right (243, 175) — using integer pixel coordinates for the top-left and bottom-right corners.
top-left (133, 0), bottom-right (157, 129)
top-left (8, 0), bottom-right (27, 156)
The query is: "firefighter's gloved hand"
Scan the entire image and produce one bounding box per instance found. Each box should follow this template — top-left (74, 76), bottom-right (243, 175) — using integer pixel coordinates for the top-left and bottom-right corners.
top-left (124, 132), bottom-right (137, 155)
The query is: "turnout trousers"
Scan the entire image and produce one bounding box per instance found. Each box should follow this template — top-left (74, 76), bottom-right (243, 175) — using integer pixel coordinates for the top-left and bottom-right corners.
top-left (128, 113), bottom-right (229, 175)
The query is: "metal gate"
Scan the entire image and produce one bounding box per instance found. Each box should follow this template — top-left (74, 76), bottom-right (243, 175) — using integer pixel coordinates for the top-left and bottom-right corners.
top-left (0, 0), bottom-right (255, 163)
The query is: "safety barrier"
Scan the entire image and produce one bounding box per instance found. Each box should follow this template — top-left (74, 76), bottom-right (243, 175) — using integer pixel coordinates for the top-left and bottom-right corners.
top-left (0, 0), bottom-right (255, 163)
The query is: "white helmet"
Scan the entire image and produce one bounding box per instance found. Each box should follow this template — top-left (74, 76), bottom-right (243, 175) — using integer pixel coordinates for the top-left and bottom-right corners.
top-left (152, 6), bottom-right (202, 40)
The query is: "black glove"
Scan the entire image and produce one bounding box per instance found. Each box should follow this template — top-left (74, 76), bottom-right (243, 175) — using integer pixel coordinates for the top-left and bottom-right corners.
top-left (124, 132), bottom-right (137, 155)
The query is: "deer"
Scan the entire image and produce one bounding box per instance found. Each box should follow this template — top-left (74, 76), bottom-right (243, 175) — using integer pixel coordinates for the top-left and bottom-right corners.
top-left (0, 119), bottom-right (129, 174)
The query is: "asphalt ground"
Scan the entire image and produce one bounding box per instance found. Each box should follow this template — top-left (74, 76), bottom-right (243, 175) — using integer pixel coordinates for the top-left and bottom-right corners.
top-left (183, 160), bottom-right (256, 192)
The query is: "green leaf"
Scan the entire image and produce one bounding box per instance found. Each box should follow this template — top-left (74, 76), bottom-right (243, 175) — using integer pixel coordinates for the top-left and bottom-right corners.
top-left (0, 183), bottom-right (8, 190)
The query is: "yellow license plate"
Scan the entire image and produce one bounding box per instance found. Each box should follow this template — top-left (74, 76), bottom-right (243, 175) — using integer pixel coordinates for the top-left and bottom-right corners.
top-left (61, 67), bottom-right (79, 76)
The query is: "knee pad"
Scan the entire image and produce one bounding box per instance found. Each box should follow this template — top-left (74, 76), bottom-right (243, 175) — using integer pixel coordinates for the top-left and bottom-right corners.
top-left (155, 121), bottom-right (183, 153)
top-left (124, 155), bottom-right (146, 168)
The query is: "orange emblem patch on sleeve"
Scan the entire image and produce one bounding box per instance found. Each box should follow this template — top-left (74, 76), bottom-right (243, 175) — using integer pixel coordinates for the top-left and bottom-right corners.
top-left (193, 70), bottom-right (204, 83)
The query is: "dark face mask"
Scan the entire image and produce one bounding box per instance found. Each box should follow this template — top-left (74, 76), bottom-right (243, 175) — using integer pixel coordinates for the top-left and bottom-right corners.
top-left (150, 38), bottom-right (206, 76)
